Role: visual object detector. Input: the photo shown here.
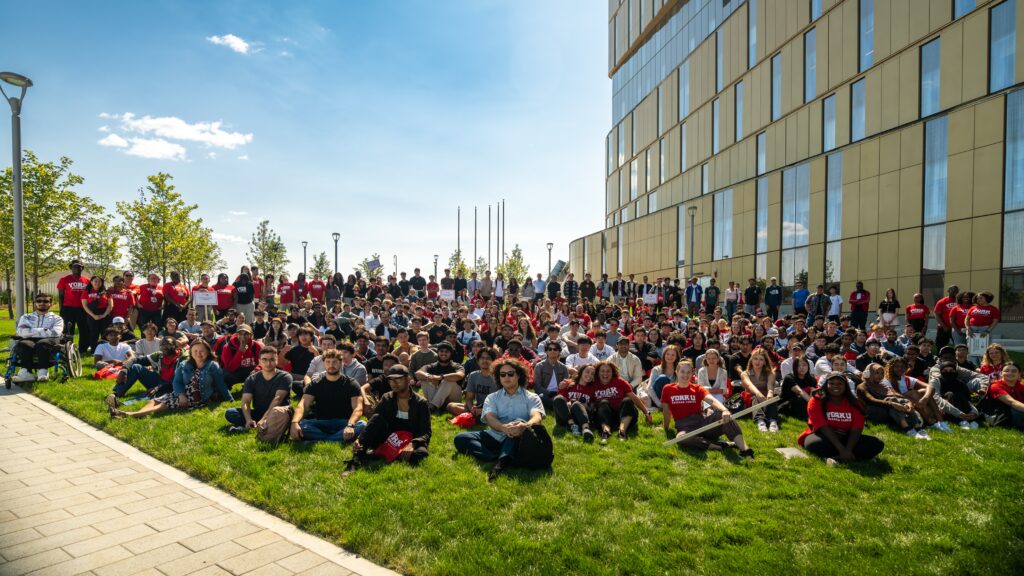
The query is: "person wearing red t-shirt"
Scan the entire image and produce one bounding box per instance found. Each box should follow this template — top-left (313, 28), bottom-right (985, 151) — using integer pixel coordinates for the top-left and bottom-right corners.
top-left (212, 273), bottom-right (237, 320)
top-left (190, 274), bottom-right (216, 323)
top-left (932, 285), bottom-right (959, 349)
top-left (162, 271), bottom-right (191, 324)
top-left (980, 344), bottom-right (1008, 377)
top-left (108, 276), bottom-right (137, 325)
top-left (904, 293), bottom-right (930, 335)
top-left (799, 372), bottom-right (884, 463)
top-left (847, 281), bottom-right (871, 331)
top-left (987, 363), bottom-right (1024, 429)
top-left (121, 270), bottom-right (142, 327)
top-left (308, 275), bottom-right (327, 303)
top-left (554, 364), bottom-right (597, 441)
top-left (660, 360), bottom-right (754, 457)
top-left (56, 259), bottom-right (91, 352)
top-left (277, 274), bottom-right (296, 309)
top-left (219, 325), bottom-right (263, 386)
top-left (136, 273), bottom-right (165, 332)
top-left (965, 291), bottom-right (1000, 335)
top-left (948, 291), bottom-right (975, 346)
top-left (591, 361), bottom-right (651, 443)
top-left (426, 276), bottom-right (440, 300)
top-left (81, 275), bottom-right (114, 353)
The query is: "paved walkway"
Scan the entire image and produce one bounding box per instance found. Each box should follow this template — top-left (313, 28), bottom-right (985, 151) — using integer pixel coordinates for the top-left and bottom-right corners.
top-left (0, 386), bottom-right (398, 576)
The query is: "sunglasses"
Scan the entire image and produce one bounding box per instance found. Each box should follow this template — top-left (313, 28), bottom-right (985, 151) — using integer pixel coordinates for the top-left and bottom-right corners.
top-left (498, 371), bottom-right (517, 378)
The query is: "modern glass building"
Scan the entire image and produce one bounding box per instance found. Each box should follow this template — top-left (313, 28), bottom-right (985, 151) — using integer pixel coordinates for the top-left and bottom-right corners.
top-left (569, 0), bottom-right (1024, 321)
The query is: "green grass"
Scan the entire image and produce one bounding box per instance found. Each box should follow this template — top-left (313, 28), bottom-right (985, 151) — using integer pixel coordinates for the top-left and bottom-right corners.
top-left (5, 318), bottom-right (1024, 575)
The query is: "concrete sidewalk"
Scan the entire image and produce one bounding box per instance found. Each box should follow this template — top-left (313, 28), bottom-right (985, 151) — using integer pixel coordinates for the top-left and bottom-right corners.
top-left (0, 386), bottom-right (399, 576)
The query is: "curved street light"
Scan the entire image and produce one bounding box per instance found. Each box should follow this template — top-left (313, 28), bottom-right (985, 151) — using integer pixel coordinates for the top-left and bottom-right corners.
top-left (0, 72), bottom-right (33, 319)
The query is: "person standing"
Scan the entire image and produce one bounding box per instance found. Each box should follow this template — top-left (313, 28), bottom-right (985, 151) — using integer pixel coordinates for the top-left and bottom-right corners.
top-left (827, 286), bottom-right (843, 322)
top-left (81, 275), bottom-right (114, 354)
top-left (56, 260), bottom-right (91, 353)
top-left (792, 282), bottom-right (810, 317)
top-left (805, 285), bottom-right (831, 322)
top-left (162, 271), bottom-right (190, 324)
top-left (724, 281), bottom-right (740, 320)
top-left (563, 273), bottom-right (579, 306)
top-left (232, 273), bottom-right (256, 324)
top-left (848, 281), bottom-right (871, 331)
top-left (933, 285), bottom-right (959, 348)
top-left (579, 273), bottom-right (596, 303)
top-left (743, 278), bottom-right (761, 316)
top-left (704, 278), bottom-right (721, 314)
top-left (136, 273), bottom-right (165, 334)
top-left (905, 293), bottom-right (930, 335)
top-left (685, 278), bottom-right (703, 316)
top-left (764, 278), bottom-right (783, 321)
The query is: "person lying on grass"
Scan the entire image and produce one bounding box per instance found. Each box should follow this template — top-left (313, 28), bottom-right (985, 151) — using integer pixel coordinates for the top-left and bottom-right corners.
top-left (289, 349), bottom-right (365, 443)
top-left (108, 339), bottom-right (233, 418)
top-left (553, 364), bottom-right (597, 441)
top-left (591, 361), bottom-right (652, 444)
top-left (987, 362), bottom-right (1024, 429)
top-left (661, 360), bottom-right (754, 459)
top-left (225, 346), bottom-right (291, 433)
top-left (343, 364), bottom-right (432, 477)
top-left (798, 372), bottom-right (884, 464)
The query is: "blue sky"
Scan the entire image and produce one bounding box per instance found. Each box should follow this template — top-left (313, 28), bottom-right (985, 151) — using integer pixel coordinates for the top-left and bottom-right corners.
top-left (3, 0), bottom-right (609, 279)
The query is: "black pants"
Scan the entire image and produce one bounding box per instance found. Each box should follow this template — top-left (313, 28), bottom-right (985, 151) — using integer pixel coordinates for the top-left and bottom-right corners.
top-left (60, 307), bottom-right (88, 353)
top-left (162, 306), bottom-right (187, 324)
top-left (595, 399), bottom-right (638, 431)
top-left (12, 338), bottom-right (60, 370)
top-left (552, 396), bottom-right (592, 428)
top-left (935, 326), bottom-right (952, 349)
top-left (803, 432), bottom-right (884, 461)
top-left (137, 309), bottom-right (162, 332)
top-left (780, 387), bottom-right (809, 421)
top-left (224, 368), bottom-right (253, 388)
top-left (85, 315), bottom-right (112, 354)
top-left (850, 310), bottom-right (868, 331)
top-left (767, 304), bottom-right (780, 321)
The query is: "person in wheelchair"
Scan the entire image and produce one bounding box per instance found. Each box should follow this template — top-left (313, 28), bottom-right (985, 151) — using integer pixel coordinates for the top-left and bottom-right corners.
top-left (11, 293), bottom-right (65, 383)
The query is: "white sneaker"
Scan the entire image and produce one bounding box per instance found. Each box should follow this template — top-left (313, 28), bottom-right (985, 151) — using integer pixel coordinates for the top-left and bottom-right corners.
top-left (825, 458), bottom-right (838, 467)
top-left (570, 423), bottom-right (581, 436)
top-left (905, 428), bottom-right (920, 438)
top-left (959, 420), bottom-right (972, 430)
top-left (36, 369), bottom-right (49, 382)
top-left (916, 430), bottom-right (931, 440)
top-left (11, 369), bottom-right (35, 383)
top-left (969, 421), bottom-right (979, 430)
top-left (757, 420), bottom-right (769, 432)
top-left (768, 420), bottom-right (779, 433)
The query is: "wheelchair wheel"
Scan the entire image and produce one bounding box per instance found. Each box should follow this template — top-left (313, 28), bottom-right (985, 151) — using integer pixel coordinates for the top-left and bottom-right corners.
top-left (67, 346), bottom-right (83, 379)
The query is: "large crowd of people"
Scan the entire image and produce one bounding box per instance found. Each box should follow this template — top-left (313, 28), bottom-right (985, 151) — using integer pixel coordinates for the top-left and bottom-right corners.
top-left (8, 259), bottom-right (1023, 478)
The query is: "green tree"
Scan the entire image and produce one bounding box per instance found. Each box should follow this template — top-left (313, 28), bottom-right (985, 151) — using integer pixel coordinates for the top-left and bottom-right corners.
top-left (472, 256), bottom-right (488, 276)
top-left (79, 216), bottom-right (122, 281)
top-left (247, 219), bottom-right (290, 280)
top-left (310, 251), bottom-right (333, 280)
top-left (353, 253), bottom-right (382, 279)
top-left (495, 245), bottom-right (530, 284)
top-left (448, 250), bottom-right (470, 278)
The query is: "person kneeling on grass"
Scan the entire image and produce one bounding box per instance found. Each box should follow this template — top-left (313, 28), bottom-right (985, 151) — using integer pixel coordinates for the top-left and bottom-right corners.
top-left (289, 349), bottom-right (365, 443)
top-left (343, 365), bottom-right (432, 476)
top-left (798, 372), bottom-right (884, 464)
top-left (857, 363), bottom-right (930, 440)
top-left (225, 346), bottom-right (291, 433)
top-left (109, 339), bottom-right (233, 418)
top-left (592, 361), bottom-right (652, 443)
top-left (553, 364), bottom-right (597, 440)
top-left (661, 360), bottom-right (754, 459)
top-left (106, 337), bottom-right (179, 408)
top-left (454, 358), bottom-right (547, 482)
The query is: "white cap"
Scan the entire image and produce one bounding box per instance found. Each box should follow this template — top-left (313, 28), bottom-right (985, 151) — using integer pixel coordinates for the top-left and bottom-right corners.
top-left (112, 317), bottom-right (125, 324)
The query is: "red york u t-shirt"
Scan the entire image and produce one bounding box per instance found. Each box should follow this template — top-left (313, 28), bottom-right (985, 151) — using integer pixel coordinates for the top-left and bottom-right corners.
top-left (308, 280), bottom-right (326, 302)
top-left (109, 288), bottom-right (136, 318)
top-left (660, 382), bottom-right (709, 421)
top-left (138, 284), bottom-right (164, 312)
top-left (163, 282), bottom-right (190, 306)
top-left (214, 284), bottom-right (235, 310)
top-left (798, 396), bottom-right (865, 446)
top-left (559, 383), bottom-right (596, 404)
top-left (966, 305), bottom-right (1000, 327)
top-left (989, 379), bottom-right (1024, 403)
top-left (592, 377), bottom-right (633, 410)
top-left (905, 303), bottom-right (930, 321)
top-left (57, 274), bottom-right (90, 308)
top-left (277, 282), bottom-right (295, 304)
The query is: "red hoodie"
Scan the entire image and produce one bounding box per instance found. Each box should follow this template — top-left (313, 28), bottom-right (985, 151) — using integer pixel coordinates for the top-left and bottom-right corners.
top-left (219, 334), bottom-right (263, 373)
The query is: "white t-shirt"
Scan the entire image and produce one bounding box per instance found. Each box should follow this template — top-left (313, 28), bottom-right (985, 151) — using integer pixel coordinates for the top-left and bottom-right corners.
top-left (566, 353), bottom-right (598, 370)
top-left (95, 341), bottom-right (132, 361)
top-left (828, 295), bottom-right (843, 316)
top-left (591, 344), bottom-right (615, 361)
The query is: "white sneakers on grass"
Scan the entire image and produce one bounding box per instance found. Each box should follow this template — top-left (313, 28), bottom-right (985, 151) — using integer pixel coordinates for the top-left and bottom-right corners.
top-left (570, 423), bottom-right (581, 436)
top-left (37, 369), bottom-right (48, 381)
top-left (11, 369), bottom-right (35, 383)
top-left (906, 428), bottom-right (931, 440)
top-left (768, 420), bottom-right (779, 433)
top-left (931, 422), bottom-right (953, 432)
top-left (757, 420), bottom-right (768, 432)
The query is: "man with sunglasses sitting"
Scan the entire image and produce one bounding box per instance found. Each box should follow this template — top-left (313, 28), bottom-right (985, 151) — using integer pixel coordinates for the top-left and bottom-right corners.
top-left (10, 293), bottom-right (65, 383)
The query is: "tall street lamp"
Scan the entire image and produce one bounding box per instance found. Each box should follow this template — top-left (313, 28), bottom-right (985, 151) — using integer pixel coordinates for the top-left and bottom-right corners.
top-left (546, 242), bottom-right (553, 279)
top-left (433, 254), bottom-right (439, 280)
top-left (301, 241), bottom-right (308, 276)
top-left (332, 232), bottom-right (340, 274)
top-left (687, 205), bottom-right (697, 280)
top-left (0, 72), bottom-right (32, 319)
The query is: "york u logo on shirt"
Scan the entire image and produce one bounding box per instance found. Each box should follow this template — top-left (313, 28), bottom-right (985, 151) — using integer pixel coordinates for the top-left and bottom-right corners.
top-left (670, 394), bottom-right (697, 404)
top-left (594, 387), bottom-right (619, 399)
top-left (826, 410), bottom-right (853, 423)
top-left (68, 280), bottom-right (88, 290)
top-left (972, 308), bottom-right (992, 317)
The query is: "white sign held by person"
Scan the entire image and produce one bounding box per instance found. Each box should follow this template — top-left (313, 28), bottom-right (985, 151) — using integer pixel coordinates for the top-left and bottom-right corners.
top-left (194, 291), bottom-right (218, 306)
top-left (643, 293), bottom-right (659, 305)
top-left (440, 289), bottom-right (456, 301)
top-left (968, 333), bottom-right (990, 358)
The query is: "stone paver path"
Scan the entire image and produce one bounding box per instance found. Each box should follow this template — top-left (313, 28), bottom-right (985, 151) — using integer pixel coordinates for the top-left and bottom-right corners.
top-left (0, 387), bottom-right (398, 576)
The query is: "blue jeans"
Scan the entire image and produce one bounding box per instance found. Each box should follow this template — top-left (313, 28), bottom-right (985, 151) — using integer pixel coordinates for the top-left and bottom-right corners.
top-left (114, 364), bottom-right (170, 397)
top-left (454, 429), bottom-right (518, 462)
top-left (298, 419), bottom-right (366, 442)
top-left (725, 301), bottom-right (737, 320)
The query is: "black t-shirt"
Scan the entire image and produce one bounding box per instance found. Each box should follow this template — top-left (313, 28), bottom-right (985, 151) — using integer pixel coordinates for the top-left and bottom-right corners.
top-left (367, 375), bottom-right (391, 399)
top-left (364, 355), bottom-right (386, 378)
top-left (428, 324), bottom-right (448, 345)
top-left (304, 374), bottom-right (361, 420)
top-left (251, 321), bottom-right (269, 340)
top-left (728, 352), bottom-right (751, 381)
top-left (233, 281), bottom-right (255, 305)
top-left (410, 276), bottom-right (427, 291)
top-left (242, 370), bottom-right (292, 418)
top-left (705, 286), bottom-right (721, 306)
top-left (744, 286), bottom-right (761, 305)
top-left (547, 282), bottom-right (561, 297)
top-left (285, 345), bottom-right (316, 375)
top-left (424, 361), bottom-right (463, 384)
top-left (878, 299), bottom-right (901, 314)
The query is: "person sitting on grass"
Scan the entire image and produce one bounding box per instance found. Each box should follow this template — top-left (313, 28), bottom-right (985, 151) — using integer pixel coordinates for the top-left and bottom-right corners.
top-left (362, 354), bottom-right (400, 416)
top-left (592, 361), bottom-right (652, 444)
top-left (109, 339), bottom-right (232, 418)
top-left (93, 327), bottom-right (135, 370)
top-left (985, 363), bottom-right (1024, 429)
top-left (159, 317), bottom-right (190, 350)
top-left (780, 356), bottom-right (815, 420)
top-left (798, 372), bottom-right (884, 464)
top-left (929, 355), bottom-right (986, 429)
top-left (289, 349), bottom-right (365, 443)
top-left (225, 346), bottom-right (291, 433)
top-left (447, 347), bottom-right (498, 419)
top-left (882, 357), bottom-right (950, 433)
top-left (553, 364), bottom-right (597, 441)
top-left (454, 358), bottom-right (546, 482)
top-left (416, 341), bottom-right (466, 413)
top-left (740, 347), bottom-right (780, 433)
top-left (218, 324), bottom-right (262, 387)
top-left (134, 322), bottom-right (162, 357)
top-left (106, 337), bottom-right (179, 404)
top-left (111, 317), bottom-right (136, 345)
top-left (10, 293), bottom-right (65, 383)
top-left (856, 363), bottom-right (930, 440)
top-left (661, 360), bottom-right (754, 459)
top-left (283, 327), bottom-right (319, 397)
top-left (343, 365), bottom-right (432, 477)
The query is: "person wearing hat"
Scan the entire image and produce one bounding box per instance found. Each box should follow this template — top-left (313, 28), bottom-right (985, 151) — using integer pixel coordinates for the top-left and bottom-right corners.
top-left (416, 341), bottom-right (466, 413)
top-left (798, 371), bottom-right (884, 464)
top-left (343, 365), bottom-right (432, 476)
top-left (219, 324), bottom-right (263, 387)
top-left (111, 316), bottom-right (137, 345)
top-left (93, 326), bottom-right (135, 370)
top-left (56, 260), bottom-right (91, 354)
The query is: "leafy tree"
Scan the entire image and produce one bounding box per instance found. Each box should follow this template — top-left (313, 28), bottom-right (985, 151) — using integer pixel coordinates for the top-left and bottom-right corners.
top-left (80, 216), bottom-right (122, 281)
top-left (310, 251), bottom-right (333, 280)
top-left (353, 253), bottom-right (382, 279)
top-left (448, 250), bottom-right (470, 278)
top-left (247, 219), bottom-right (290, 280)
top-left (177, 229), bottom-right (225, 285)
top-left (472, 256), bottom-right (488, 276)
top-left (494, 245), bottom-right (530, 284)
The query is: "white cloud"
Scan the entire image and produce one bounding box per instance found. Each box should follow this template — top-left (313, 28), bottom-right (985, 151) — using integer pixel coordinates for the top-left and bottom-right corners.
top-left (98, 112), bottom-right (112, 119)
top-left (98, 125), bottom-right (110, 133)
top-left (97, 133), bottom-right (128, 148)
top-left (228, 210), bottom-right (248, 216)
top-left (113, 113), bottom-right (253, 149)
top-left (212, 232), bottom-right (246, 244)
top-left (237, 155), bottom-right (249, 161)
top-left (207, 151), bottom-right (217, 159)
top-left (124, 138), bottom-right (187, 161)
top-left (207, 34), bottom-right (250, 54)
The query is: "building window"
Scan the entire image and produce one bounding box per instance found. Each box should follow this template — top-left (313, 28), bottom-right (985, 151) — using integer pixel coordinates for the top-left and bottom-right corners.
top-left (679, 61), bottom-right (690, 120)
top-left (851, 78), bottom-right (866, 141)
top-left (1002, 88), bottom-right (1024, 320)
top-left (680, 123), bottom-right (687, 173)
top-left (924, 116), bottom-right (948, 225)
top-left (805, 28), bottom-right (817, 103)
top-left (921, 224), bottom-right (946, 305)
top-left (826, 153), bottom-right (842, 242)
top-left (757, 131), bottom-right (767, 175)
top-left (823, 94), bottom-right (836, 151)
top-left (677, 205), bottom-right (686, 267)
top-left (771, 53), bottom-right (783, 121)
top-left (648, 190), bottom-right (658, 213)
top-left (859, 0), bottom-right (874, 72)
top-left (632, 112), bottom-right (637, 156)
top-left (811, 0), bottom-right (822, 21)
top-left (713, 189), bottom-right (734, 260)
top-left (713, 98), bottom-right (721, 154)
top-left (921, 39), bottom-right (940, 117)
top-left (630, 159), bottom-right (638, 200)
top-left (782, 162), bottom-right (810, 287)
top-left (657, 86), bottom-right (663, 135)
top-left (660, 138), bottom-right (667, 185)
top-left (716, 30), bottom-right (724, 93)
top-left (607, 132), bottom-right (615, 176)
top-left (618, 123), bottom-right (625, 166)
top-left (646, 149), bottom-right (652, 191)
top-left (954, 0), bottom-right (975, 19)
top-left (736, 81), bottom-right (744, 141)
top-left (749, 0), bottom-right (757, 69)
top-left (627, 0), bottom-right (634, 42)
top-left (991, 1), bottom-right (1016, 94)
top-left (782, 247), bottom-right (809, 289)
top-left (702, 163), bottom-right (710, 195)
top-left (825, 242), bottom-right (841, 284)
top-left (621, 206), bottom-right (630, 224)
top-left (756, 177), bottom-right (768, 255)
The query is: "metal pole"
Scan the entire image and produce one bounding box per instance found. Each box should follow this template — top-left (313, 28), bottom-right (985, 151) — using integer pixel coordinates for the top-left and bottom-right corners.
top-left (333, 238), bottom-right (339, 274)
top-left (502, 199), bottom-right (506, 268)
top-left (689, 210), bottom-right (696, 279)
top-left (495, 202), bottom-right (500, 268)
top-left (488, 205), bottom-right (491, 272)
top-left (302, 245), bottom-right (307, 276)
top-left (11, 100), bottom-right (25, 318)
top-left (548, 247), bottom-right (552, 279)
top-left (393, 255), bottom-right (397, 276)
top-left (473, 207), bottom-right (477, 273)
top-left (457, 206), bottom-right (461, 267)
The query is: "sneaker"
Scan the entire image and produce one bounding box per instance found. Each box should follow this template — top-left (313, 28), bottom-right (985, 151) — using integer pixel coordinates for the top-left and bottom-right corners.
top-left (570, 423), bottom-right (581, 436)
top-left (939, 421), bottom-right (953, 432)
top-left (488, 457), bottom-right (511, 482)
top-left (11, 369), bottom-right (35, 383)
top-left (341, 459), bottom-right (360, 478)
top-left (768, 420), bottom-right (779, 433)
top-left (969, 421), bottom-right (979, 430)
top-left (600, 431), bottom-right (610, 445)
top-left (905, 428), bottom-right (921, 438)
top-left (916, 430), bottom-right (930, 440)
top-left (618, 431), bottom-right (627, 442)
top-left (757, 420), bottom-right (768, 433)
top-left (227, 426), bottom-right (247, 434)
top-left (738, 448), bottom-right (755, 460)
top-left (825, 457), bottom-right (839, 467)
top-left (582, 428), bottom-right (594, 442)
top-left (36, 369), bottom-right (49, 381)
top-left (105, 393), bottom-right (120, 411)
top-left (959, 420), bottom-right (973, 430)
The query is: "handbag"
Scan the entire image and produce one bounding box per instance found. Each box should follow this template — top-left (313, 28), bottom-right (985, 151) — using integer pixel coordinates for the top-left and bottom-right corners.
top-left (512, 424), bottom-right (554, 470)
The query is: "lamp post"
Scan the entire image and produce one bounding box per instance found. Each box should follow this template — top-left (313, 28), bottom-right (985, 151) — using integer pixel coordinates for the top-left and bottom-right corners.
top-left (332, 232), bottom-right (340, 274)
top-left (433, 254), bottom-right (439, 280)
top-left (0, 72), bottom-right (32, 319)
top-left (687, 205), bottom-right (697, 279)
top-left (546, 242), bottom-right (553, 279)
top-left (301, 241), bottom-right (308, 276)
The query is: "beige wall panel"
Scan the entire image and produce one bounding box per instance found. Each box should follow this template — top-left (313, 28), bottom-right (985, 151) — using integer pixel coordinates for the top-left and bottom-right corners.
top-left (898, 50), bottom-right (920, 125)
top-left (875, 0), bottom-right (892, 61)
top-left (769, 170), bottom-right (782, 205)
top-left (898, 276), bottom-right (920, 302)
top-left (900, 123), bottom-right (924, 168)
top-left (947, 219), bottom-right (973, 273)
top-left (972, 270), bottom-right (1002, 305)
top-left (972, 214), bottom-right (1004, 270)
top-left (975, 96), bottom-right (1005, 147)
top-left (773, 123), bottom-right (787, 172)
top-left (939, 23), bottom-right (964, 112)
top-left (859, 177), bottom-right (880, 235)
top-left (797, 107), bottom-right (810, 160)
top-left (858, 235), bottom-right (879, 281)
top-left (876, 231), bottom-right (900, 279)
top-left (898, 227), bottom-right (922, 273)
top-left (841, 238), bottom-right (859, 282)
top-left (828, 11), bottom-right (845, 89)
top-left (842, 0), bottom-right (859, 79)
top-left (624, 114), bottom-right (634, 161)
top-left (899, 167), bottom-right (924, 229)
top-left (865, 68), bottom-right (882, 137)
top-left (947, 151), bottom-right (975, 222)
top-left (667, 128), bottom-right (680, 181)
top-left (908, 0), bottom-right (930, 43)
top-left (878, 171), bottom-right (901, 232)
top-left (809, 99), bottom-right (824, 156)
top-left (784, 42), bottom-right (798, 118)
top-left (835, 85), bottom-right (851, 146)
top-left (786, 116), bottom-right (799, 165)
top-left (809, 243), bottom-right (825, 283)
top-left (766, 250), bottom-right (781, 280)
top-left (879, 132), bottom-right (901, 175)
top-left (929, 0), bottom-right (950, 32)
top-left (843, 145), bottom-right (861, 184)
top-left (843, 181), bottom-right (861, 237)
top-left (974, 143), bottom-right (1005, 217)
top-left (810, 191), bottom-right (826, 245)
top-left (889, 0), bottom-right (910, 52)
top-left (811, 156), bottom-right (827, 193)
top-left (861, 138), bottom-right (880, 179)
top-left (737, 211), bottom-right (755, 257)
top-left (881, 59), bottom-right (901, 131)
top-left (962, 11), bottom-right (989, 102)
top-left (768, 202), bottom-right (782, 252)
top-left (948, 107), bottom-right (975, 155)
top-left (723, 92), bottom-right (736, 150)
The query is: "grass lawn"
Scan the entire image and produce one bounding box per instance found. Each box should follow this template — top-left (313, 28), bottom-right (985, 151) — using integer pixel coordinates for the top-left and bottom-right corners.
top-left (4, 317), bottom-right (1024, 575)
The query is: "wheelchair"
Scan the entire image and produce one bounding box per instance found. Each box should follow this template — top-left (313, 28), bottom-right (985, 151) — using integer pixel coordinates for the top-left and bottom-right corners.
top-left (2, 336), bottom-right (83, 388)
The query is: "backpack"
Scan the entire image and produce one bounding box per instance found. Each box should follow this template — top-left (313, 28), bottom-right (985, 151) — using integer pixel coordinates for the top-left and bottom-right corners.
top-left (256, 406), bottom-right (293, 444)
top-left (513, 424), bottom-right (554, 469)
